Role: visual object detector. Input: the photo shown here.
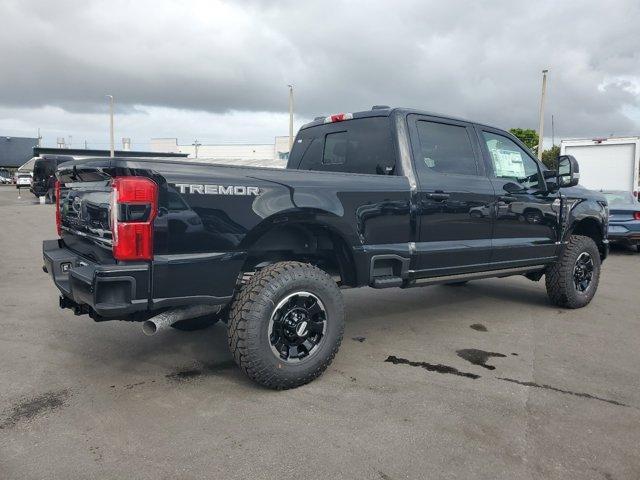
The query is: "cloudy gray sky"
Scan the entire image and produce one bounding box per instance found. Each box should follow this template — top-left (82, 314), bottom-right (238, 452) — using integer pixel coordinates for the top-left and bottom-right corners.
top-left (1, 0), bottom-right (639, 149)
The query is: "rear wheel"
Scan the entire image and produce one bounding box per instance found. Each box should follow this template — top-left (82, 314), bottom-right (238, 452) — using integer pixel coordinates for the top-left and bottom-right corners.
top-left (227, 261), bottom-right (344, 389)
top-left (545, 235), bottom-right (601, 308)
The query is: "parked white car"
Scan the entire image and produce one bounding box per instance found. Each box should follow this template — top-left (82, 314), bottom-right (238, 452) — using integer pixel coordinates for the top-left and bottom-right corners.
top-left (15, 172), bottom-right (32, 187)
top-left (0, 169), bottom-right (13, 184)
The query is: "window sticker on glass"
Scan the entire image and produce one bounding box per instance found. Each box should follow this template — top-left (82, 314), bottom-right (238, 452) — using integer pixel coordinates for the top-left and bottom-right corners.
top-left (486, 140), bottom-right (526, 178)
top-left (424, 157), bottom-right (435, 168)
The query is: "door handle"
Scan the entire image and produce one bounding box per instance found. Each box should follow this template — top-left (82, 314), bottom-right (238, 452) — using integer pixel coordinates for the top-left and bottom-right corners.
top-left (425, 192), bottom-right (450, 201)
top-left (498, 195), bottom-right (516, 203)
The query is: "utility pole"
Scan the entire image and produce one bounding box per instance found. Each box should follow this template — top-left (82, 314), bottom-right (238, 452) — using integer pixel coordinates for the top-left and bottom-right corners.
top-left (537, 69), bottom-right (548, 159)
top-left (288, 84), bottom-right (294, 150)
top-left (84, 140), bottom-right (88, 149)
top-left (37, 128), bottom-right (42, 147)
top-left (551, 114), bottom-right (555, 147)
top-left (192, 139), bottom-right (201, 159)
top-left (106, 95), bottom-right (115, 157)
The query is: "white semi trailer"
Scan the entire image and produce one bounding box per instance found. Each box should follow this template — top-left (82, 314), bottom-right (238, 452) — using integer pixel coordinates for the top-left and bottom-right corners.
top-left (560, 137), bottom-right (640, 197)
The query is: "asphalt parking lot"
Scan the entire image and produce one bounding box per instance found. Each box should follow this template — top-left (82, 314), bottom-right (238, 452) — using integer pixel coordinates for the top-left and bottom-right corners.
top-left (1, 185), bottom-right (639, 480)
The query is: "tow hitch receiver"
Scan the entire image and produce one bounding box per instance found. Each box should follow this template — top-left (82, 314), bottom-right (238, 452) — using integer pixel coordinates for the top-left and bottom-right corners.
top-left (59, 296), bottom-right (90, 316)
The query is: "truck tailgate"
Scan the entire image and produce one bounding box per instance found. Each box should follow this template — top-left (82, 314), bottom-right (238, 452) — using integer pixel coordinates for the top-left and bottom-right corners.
top-left (57, 165), bottom-right (116, 264)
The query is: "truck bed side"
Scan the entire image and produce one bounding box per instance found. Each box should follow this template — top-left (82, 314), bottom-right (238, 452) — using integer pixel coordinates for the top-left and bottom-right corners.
top-left (52, 157), bottom-right (411, 317)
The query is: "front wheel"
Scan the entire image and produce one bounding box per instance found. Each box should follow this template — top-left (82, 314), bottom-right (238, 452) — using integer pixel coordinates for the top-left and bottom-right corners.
top-left (227, 261), bottom-right (345, 390)
top-left (545, 235), bottom-right (601, 308)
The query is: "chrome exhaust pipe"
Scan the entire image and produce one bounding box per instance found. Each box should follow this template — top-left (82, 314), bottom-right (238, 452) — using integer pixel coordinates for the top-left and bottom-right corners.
top-left (142, 305), bottom-right (221, 336)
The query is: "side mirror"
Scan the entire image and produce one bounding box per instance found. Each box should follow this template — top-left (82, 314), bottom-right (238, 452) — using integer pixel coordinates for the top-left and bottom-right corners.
top-left (503, 181), bottom-right (525, 194)
top-left (557, 155), bottom-right (580, 188)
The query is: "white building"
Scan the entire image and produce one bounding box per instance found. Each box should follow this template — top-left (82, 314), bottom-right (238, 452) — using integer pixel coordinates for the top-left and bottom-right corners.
top-left (150, 136), bottom-right (291, 168)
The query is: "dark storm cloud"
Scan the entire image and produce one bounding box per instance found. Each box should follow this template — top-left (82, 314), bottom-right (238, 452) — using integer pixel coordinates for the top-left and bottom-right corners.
top-left (1, 0), bottom-right (639, 137)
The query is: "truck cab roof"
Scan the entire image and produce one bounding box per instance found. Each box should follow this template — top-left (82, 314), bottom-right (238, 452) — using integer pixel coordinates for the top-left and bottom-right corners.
top-left (300, 106), bottom-right (475, 131)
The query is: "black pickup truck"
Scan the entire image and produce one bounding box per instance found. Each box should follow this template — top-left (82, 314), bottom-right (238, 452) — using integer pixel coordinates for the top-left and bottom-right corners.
top-left (43, 107), bottom-right (608, 389)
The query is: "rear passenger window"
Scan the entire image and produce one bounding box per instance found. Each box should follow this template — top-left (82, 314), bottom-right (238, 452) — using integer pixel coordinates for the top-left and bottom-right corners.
top-left (415, 121), bottom-right (478, 175)
top-left (295, 117), bottom-right (395, 175)
top-left (323, 132), bottom-right (347, 165)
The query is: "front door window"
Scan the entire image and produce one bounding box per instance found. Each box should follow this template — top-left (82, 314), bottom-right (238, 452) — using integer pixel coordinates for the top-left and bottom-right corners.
top-left (482, 131), bottom-right (542, 189)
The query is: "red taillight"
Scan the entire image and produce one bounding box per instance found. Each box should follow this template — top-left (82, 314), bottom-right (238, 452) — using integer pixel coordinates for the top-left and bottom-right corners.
top-left (111, 177), bottom-right (158, 261)
top-left (55, 180), bottom-right (62, 235)
top-left (634, 212), bottom-right (640, 221)
top-left (323, 112), bottom-right (353, 123)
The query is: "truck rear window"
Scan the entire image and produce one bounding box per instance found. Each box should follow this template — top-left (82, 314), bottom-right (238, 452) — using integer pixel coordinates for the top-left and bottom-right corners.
top-left (290, 117), bottom-right (396, 175)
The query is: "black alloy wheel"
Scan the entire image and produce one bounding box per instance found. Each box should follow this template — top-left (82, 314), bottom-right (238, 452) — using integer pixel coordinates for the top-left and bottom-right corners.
top-left (268, 291), bottom-right (327, 363)
top-left (573, 252), bottom-right (594, 293)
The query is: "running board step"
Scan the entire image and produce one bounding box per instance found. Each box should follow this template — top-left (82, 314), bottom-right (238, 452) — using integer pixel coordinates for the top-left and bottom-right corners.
top-left (371, 276), bottom-right (403, 289)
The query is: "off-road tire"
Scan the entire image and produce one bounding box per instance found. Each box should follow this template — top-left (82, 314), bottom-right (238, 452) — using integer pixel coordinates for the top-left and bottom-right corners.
top-left (545, 235), bottom-right (601, 308)
top-left (227, 261), bottom-right (344, 390)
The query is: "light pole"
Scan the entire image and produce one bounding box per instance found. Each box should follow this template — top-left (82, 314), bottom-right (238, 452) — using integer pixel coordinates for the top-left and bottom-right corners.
top-left (288, 84), bottom-right (294, 150)
top-left (106, 95), bottom-right (115, 157)
top-left (537, 69), bottom-right (548, 159)
top-left (192, 139), bottom-right (201, 159)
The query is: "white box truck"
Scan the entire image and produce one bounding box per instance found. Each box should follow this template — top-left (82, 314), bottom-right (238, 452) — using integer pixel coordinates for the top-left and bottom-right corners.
top-left (560, 137), bottom-right (640, 197)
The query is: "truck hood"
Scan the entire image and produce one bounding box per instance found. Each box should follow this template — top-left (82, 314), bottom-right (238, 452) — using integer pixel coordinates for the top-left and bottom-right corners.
top-left (562, 185), bottom-right (606, 203)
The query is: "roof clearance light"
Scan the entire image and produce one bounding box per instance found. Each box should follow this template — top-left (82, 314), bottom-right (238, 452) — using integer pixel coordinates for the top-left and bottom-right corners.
top-left (324, 113), bottom-right (353, 123)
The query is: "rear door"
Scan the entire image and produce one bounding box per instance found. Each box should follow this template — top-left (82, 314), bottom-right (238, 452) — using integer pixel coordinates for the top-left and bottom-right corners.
top-left (407, 114), bottom-right (495, 276)
top-left (476, 126), bottom-right (560, 266)
top-left (291, 116), bottom-right (411, 247)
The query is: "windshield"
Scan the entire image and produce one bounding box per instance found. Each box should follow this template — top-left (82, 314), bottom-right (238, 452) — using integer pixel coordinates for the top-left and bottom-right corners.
top-left (602, 191), bottom-right (637, 206)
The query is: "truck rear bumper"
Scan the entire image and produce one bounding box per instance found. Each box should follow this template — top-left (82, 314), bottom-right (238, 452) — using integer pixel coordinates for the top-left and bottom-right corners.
top-left (43, 239), bottom-right (150, 318)
top-left (43, 240), bottom-right (239, 320)
top-left (608, 224), bottom-right (640, 245)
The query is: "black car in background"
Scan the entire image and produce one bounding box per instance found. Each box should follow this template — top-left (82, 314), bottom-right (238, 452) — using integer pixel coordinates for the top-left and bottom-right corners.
top-left (602, 190), bottom-right (640, 252)
top-left (31, 155), bottom-right (75, 198)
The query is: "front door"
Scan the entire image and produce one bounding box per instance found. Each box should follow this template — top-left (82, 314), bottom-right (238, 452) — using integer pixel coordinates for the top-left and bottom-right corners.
top-left (476, 127), bottom-right (561, 266)
top-left (407, 115), bottom-right (495, 277)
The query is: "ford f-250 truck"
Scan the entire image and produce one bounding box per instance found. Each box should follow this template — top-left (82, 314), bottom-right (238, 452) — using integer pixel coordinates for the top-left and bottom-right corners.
top-left (43, 107), bottom-right (608, 389)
